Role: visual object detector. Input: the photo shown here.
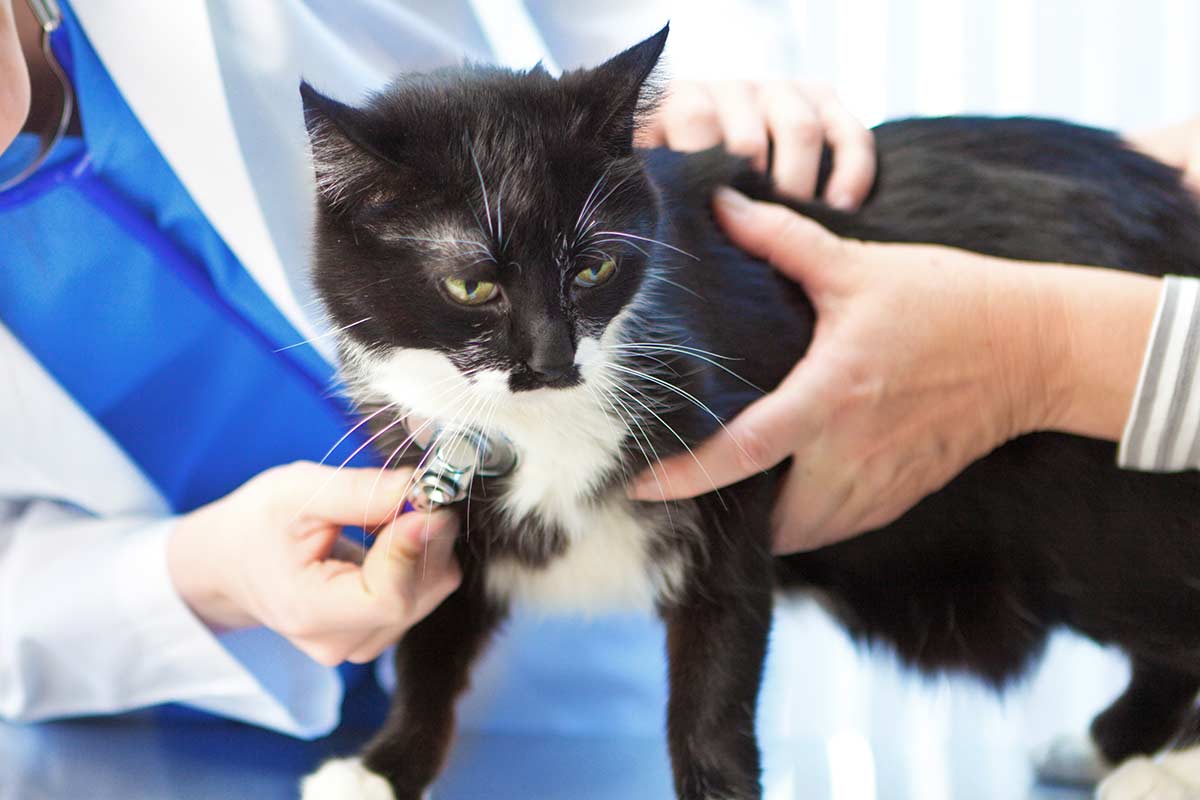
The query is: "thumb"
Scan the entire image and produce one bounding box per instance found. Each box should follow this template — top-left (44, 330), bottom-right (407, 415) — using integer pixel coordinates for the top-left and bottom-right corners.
top-left (361, 509), bottom-right (459, 603)
top-left (713, 186), bottom-right (847, 290)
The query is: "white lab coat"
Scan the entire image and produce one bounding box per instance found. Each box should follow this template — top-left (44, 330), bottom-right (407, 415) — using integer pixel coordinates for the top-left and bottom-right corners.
top-left (0, 0), bottom-right (793, 737)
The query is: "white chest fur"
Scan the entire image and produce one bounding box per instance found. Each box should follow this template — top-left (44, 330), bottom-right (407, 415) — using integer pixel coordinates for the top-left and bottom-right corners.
top-left (484, 496), bottom-right (678, 614)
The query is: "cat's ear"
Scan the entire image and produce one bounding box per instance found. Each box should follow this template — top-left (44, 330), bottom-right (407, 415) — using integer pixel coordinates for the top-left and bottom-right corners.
top-left (571, 24), bottom-right (669, 156)
top-left (300, 81), bottom-right (401, 207)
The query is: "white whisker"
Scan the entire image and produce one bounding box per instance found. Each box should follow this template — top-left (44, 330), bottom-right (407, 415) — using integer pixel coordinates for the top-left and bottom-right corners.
top-left (467, 135), bottom-right (494, 240)
top-left (605, 372), bottom-right (727, 509)
top-left (594, 230), bottom-right (700, 261)
top-left (275, 317), bottom-right (371, 353)
top-left (607, 362), bottom-right (763, 475)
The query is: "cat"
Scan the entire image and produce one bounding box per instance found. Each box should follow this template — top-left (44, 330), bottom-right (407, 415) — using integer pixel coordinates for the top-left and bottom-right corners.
top-left (298, 25), bottom-right (1200, 800)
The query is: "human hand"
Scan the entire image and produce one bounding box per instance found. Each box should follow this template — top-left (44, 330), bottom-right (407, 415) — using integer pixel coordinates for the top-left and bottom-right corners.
top-left (637, 80), bottom-right (875, 209)
top-left (168, 462), bottom-right (460, 666)
top-left (1128, 116), bottom-right (1200, 193)
top-left (629, 188), bottom-right (1159, 551)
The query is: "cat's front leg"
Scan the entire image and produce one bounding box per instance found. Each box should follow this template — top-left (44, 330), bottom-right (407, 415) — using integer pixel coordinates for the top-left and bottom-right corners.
top-left (303, 562), bottom-right (503, 800)
top-left (660, 495), bottom-right (775, 800)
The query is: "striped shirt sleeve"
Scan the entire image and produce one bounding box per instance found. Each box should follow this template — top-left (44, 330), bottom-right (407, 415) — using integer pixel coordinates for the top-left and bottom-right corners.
top-left (1118, 276), bottom-right (1200, 471)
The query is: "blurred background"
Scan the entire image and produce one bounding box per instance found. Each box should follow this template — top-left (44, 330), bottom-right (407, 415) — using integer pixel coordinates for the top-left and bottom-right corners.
top-left (522, 0), bottom-right (1200, 130)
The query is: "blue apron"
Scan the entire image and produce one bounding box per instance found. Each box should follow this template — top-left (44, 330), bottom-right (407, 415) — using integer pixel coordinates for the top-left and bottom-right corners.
top-left (0, 3), bottom-right (672, 737)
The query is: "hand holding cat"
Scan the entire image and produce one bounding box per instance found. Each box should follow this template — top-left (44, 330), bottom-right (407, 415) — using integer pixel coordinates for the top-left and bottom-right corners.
top-left (632, 187), bottom-right (1161, 552)
top-left (637, 80), bottom-right (875, 209)
top-left (168, 463), bottom-right (461, 666)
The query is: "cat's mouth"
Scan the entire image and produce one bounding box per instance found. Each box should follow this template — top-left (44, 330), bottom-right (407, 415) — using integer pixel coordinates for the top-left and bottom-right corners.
top-left (507, 365), bottom-right (583, 393)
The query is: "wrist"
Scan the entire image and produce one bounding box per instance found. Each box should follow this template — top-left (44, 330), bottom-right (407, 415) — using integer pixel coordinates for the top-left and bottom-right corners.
top-left (168, 506), bottom-right (256, 632)
top-left (1026, 264), bottom-right (1162, 441)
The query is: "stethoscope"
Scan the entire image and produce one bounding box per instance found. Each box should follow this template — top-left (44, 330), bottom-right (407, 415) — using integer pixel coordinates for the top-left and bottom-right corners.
top-left (403, 415), bottom-right (519, 510)
top-left (4, 0), bottom-right (517, 510)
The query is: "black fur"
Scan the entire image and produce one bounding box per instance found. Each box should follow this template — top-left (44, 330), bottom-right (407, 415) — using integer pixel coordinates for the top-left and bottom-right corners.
top-left (302, 27), bottom-right (1200, 800)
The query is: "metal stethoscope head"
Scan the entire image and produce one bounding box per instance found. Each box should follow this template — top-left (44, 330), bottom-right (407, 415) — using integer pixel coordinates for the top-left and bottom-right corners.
top-left (403, 414), bottom-right (518, 510)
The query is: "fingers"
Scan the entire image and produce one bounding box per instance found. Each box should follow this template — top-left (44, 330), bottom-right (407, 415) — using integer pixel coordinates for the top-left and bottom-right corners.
top-left (762, 82), bottom-right (825, 199)
top-left (660, 80), bottom-right (723, 152)
top-left (648, 79), bottom-right (876, 210)
top-left (712, 186), bottom-right (846, 289)
top-left (628, 385), bottom-right (814, 501)
top-left (809, 87), bottom-right (876, 210)
top-left (711, 81), bottom-right (770, 170)
top-left (269, 462), bottom-right (417, 526)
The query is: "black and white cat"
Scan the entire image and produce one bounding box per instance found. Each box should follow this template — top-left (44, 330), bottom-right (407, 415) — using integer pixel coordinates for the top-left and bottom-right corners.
top-left (299, 26), bottom-right (1200, 800)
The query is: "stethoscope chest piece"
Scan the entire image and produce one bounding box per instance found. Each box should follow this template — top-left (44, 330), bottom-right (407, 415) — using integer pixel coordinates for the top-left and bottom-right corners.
top-left (405, 414), bottom-right (518, 509)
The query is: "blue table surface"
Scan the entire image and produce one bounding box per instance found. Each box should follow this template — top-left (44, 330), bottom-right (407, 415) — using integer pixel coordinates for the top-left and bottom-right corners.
top-left (0, 712), bottom-right (1093, 800)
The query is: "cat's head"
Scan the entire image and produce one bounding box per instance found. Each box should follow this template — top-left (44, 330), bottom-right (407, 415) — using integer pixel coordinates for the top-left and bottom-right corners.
top-left (302, 26), bottom-right (672, 429)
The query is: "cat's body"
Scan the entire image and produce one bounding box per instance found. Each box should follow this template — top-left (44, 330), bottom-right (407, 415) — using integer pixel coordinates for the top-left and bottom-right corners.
top-left (300, 28), bottom-right (1200, 800)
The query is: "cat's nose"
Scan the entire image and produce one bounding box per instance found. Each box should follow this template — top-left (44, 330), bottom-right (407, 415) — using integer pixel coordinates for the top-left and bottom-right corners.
top-left (525, 317), bottom-right (576, 383)
top-left (526, 356), bottom-right (574, 382)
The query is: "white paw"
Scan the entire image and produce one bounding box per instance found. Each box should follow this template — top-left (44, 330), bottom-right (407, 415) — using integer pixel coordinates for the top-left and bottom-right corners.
top-left (1032, 733), bottom-right (1111, 786)
top-left (301, 758), bottom-right (398, 800)
top-left (1099, 747), bottom-right (1200, 800)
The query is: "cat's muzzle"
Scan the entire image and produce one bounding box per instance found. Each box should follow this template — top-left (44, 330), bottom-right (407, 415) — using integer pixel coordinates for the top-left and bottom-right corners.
top-left (404, 414), bottom-right (518, 509)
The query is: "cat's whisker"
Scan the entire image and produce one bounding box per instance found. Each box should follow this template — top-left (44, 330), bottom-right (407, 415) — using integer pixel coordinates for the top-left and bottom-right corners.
top-left (577, 248), bottom-right (613, 262)
top-left (607, 363), bottom-right (764, 478)
top-left (574, 165), bottom-right (611, 240)
top-left (274, 317), bottom-right (372, 353)
top-left (608, 343), bottom-right (763, 392)
top-left (641, 274), bottom-right (704, 301)
top-left (603, 368), bottom-right (727, 508)
top-left (466, 134), bottom-right (495, 242)
top-left (594, 230), bottom-right (700, 261)
top-left (609, 359), bottom-right (758, 465)
top-left (589, 237), bottom-right (649, 258)
top-left (319, 400), bottom-right (399, 467)
top-left (582, 173), bottom-right (634, 230)
top-left (497, 173), bottom-right (508, 253)
top-left (614, 340), bottom-right (743, 362)
top-left (592, 379), bottom-right (678, 534)
top-left (289, 410), bottom-right (412, 526)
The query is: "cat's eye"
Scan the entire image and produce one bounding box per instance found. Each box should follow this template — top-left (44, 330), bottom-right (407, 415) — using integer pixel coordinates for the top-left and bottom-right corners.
top-left (444, 277), bottom-right (499, 305)
top-left (574, 258), bottom-right (617, 288)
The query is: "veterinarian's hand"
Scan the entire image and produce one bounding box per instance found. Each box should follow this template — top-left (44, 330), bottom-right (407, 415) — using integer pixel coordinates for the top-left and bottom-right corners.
top-left (168, 463), bottom-right (461, 665)
top-left (637, 80), bottom-right (875, 209)
top-left (630, 189), bottom-right (1160, 551)
top-left (1129, 116), bottom-right (1200, 193)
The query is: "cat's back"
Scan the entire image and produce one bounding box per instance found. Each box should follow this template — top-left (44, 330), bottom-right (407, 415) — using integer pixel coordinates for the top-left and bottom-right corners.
top-left (850, 116), bottom-right (1200, 276)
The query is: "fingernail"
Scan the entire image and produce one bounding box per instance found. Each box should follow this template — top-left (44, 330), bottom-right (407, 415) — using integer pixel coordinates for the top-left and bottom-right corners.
top-left (713, 186), bottom-right (751, 215)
